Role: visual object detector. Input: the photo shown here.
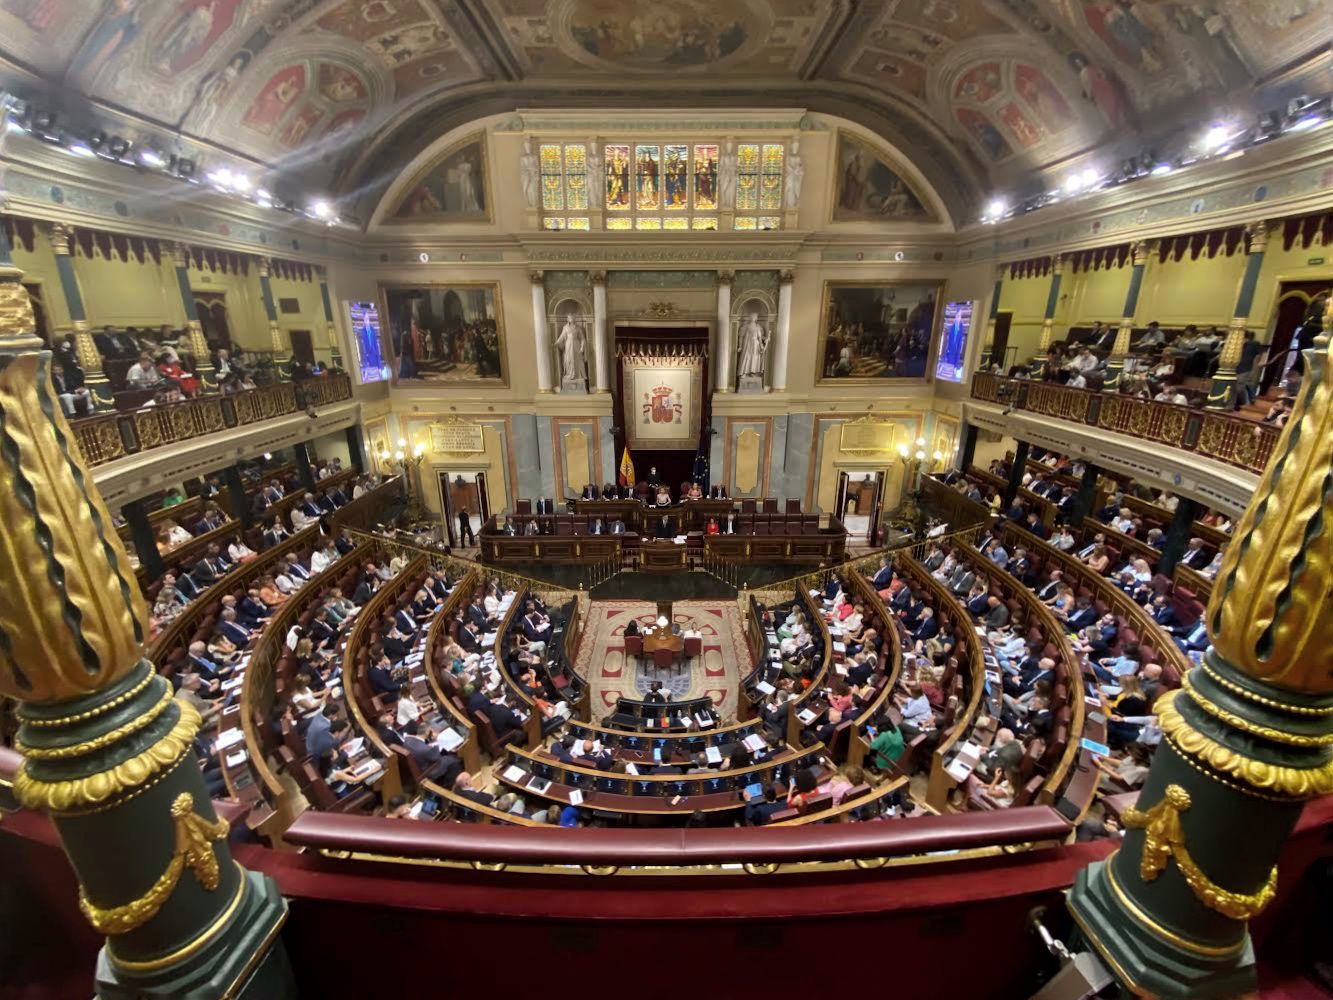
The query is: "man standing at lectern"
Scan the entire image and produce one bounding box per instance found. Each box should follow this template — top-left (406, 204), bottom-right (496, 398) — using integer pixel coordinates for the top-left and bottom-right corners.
top-left (655, 514), bottom-right (674, 539)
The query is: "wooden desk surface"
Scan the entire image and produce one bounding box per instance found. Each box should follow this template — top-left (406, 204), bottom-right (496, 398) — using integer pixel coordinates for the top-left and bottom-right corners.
top-left (642, 625), bottom-right (684, 654)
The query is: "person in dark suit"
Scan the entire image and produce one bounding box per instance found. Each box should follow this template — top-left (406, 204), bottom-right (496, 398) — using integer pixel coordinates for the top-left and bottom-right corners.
top-left (581, 483), bottom-right (598, 500)
top-left (965, 590), bottom-right (991, 618)
top-left (654, 515), bottom-right (674, 539)
top-left (352, 573), bottom-right (376, 606)
top-left (238, 590), bottom-right (271, 626)
top-left (191, 544), bottom-right (226, 584)
top-left (1066, 600), bottom-right (1098, 631)
top-left (1175, 621), bottom-right (1209, 653)
top-left (871, 558), bottom-right (893, 590)
top-left (368, 653), bottom-right (401, 696)
top-left (590, 518), bottom-right (604, 535)
top-left (911, 607), bottom-right (939, 642)
top-left (393, 606), bottom-right (418, 638)
top-left (402, 721), bottom-right (460, 783)
top-left (1148, 594), bottom-right (1177, 629)
top-left (744, 784), bottom-right (786, 825)
top-left (175, 573), bottom-right (201, 601)
top-left (425, 574), bottom-right (449, 603)
top-left (217, 609), bottom-right (252, 647)
top-left (610, 518), bottom-right (625, 534)
top-left (376, 710), bottom-right (404, 749)
top-left (485, 698), bottom-right (523, 739)
top-left (646, 467), bottom-right (661, 486)
top-left (454, 771), bottom-right (493, 806)
top-left (710, 485), bottom-right (728, 499)
top-left (1023, 512), bottom-right (1049, 540)
top-left (601, 482), bottom-right (618, 499)
top-left (456, 508), bottom-right (476, 546)
top-left (457, 621), bottom-right (480, 653)
top-left (1180, 538), bottom-right (1211, 570)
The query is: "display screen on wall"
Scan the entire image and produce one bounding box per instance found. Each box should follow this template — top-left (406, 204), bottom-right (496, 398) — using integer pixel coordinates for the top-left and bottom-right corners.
top-left (348, 301), bottom-right (385, 384)
top-left (935, 300), bottom-right (973, 383)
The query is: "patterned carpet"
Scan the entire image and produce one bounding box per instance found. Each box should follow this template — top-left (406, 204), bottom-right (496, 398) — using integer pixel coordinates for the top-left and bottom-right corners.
top-left (572, 600), bottom-right (749, 720)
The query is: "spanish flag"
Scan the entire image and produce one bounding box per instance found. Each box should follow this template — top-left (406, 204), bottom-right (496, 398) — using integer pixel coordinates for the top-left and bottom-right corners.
top-left (618, 446), bottom-right (635, 487)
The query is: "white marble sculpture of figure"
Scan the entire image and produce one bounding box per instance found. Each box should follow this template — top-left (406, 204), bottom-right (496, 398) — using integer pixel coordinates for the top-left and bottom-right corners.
top-left (719, 141), bottom-right (738, 209)
top-left (457, 159), bottom-right (480, 212)
top-left (554, 315), bottom-right (586, 383)
top-left (783, 138), bottom-right (804, 209)
top-left (736, 312), bottom-right (770, 380)
top-left (519, 137), bottom-right (539, 209)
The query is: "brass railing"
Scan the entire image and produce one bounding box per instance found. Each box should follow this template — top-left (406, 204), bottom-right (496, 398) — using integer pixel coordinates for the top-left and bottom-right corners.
top-left (970, 373), bottom-right (1280, 476)
top-left (70, 373), bottom-right (353, 468)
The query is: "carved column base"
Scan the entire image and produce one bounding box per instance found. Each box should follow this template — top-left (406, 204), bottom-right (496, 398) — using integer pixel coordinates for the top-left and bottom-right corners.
top-left (94, 869), bottom-right (292, 1000)
top-left (185, 320), bottom-right (216, 389)
top-left (1069, 859), bottom-right (1257, 1000)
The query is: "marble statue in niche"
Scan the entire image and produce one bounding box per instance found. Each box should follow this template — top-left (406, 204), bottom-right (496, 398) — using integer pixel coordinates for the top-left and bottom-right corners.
top-left (736, 310), bottom-right (770, 392)
top-left (554, 310), bottom-right (588, 392)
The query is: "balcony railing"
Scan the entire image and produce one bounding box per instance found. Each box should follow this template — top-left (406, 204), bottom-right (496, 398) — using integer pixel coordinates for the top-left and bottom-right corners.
top-left (69, 373), bottom-right (353, 468)
top-left (970, 373), bottom-right (1281, 476)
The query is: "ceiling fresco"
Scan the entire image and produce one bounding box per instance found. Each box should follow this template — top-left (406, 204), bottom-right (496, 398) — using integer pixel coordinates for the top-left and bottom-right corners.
top-left (0, 0), bottom-right (1325, 222)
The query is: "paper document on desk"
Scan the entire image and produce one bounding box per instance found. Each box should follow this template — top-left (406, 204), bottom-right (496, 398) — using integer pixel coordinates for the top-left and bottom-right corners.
top-left (705, 746), bottom-right (722, 764)
top-left (225, 750), bottom-right (248, 768)
top-left (568, 790), bottom-right (584, 806)
top-left (797, 708), bottom-right (818, 725)
top-left (696, 714), bottom-right (715, 728)
top-left (755, 680), bottom-right (775, 695)
top-left (625, 763), bottom-right (639, 775)
top-left (482, 633), bottom-right (497, 647)
top-left (344, 737), bottom-right (365, 756)
top-left (502, 765), bottom-right (526, 782)
top-left (946, 757), bottom-right (974, 783)
top-left (742, 733), bottom-right (767, 753)
top-left (216, 729), bottom-right (245, 750)
top-left (436, 729), bottom-right (464, 752)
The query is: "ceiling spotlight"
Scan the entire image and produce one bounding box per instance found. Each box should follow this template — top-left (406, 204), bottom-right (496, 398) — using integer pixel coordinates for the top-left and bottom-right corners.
top-left (65, 141), bottom-right (95, 158)
top-left (418, 251), bottom-right (430, 263)
top-left (231, 173), bottom-right (252, 192)
top-left (1200, 124), bottom-right (1231, 152)
top-left (1284, 97), bottom-right (1330, 132)
top-left (310, 200), bottom-right (333, 220)
top-left (1150, 162), bottom-right (1173, 176)
top-left (137, 148), bottom-right (165, 168)
top-left (207, 167), bottom-right (233, 188)
top-left (986, 197), bottom-right (1007, 217)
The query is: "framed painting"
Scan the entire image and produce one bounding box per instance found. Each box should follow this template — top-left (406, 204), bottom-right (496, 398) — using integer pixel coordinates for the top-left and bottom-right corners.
top-left (816, 281), bottom-right (943, 383)
top-left (379, 282), bottom-right (507, 386)
top-left (621, 355), bottom-right (703, 451)
top-left (831, 131), bottom-right (935, 223)
top-left (387, 133), bottom-right (490, 222)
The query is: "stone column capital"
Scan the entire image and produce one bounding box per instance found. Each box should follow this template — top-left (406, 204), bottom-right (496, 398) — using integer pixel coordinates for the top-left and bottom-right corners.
top-left (49, 222), bottom-right (74, 255)
top-left (779, 270), bottom-right (795, 285)
top-left (1051, 253), bottom-right (1064, 276)
top-left (717, 270), bottom-right (735, 286)
top-left (171, 242), bottom-right (191, 268)
top-left (1246, 220), bottom-right (1272, 254)
top-left (529, 270), bottom-right (545, 285)
top-left (256, 256), bottom-right (272, 278)
top-left (590, 270), bottom-right (607, 286)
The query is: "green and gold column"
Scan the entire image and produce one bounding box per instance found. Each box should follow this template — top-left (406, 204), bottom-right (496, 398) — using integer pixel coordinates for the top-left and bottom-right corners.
top-left (1068, 295), bottom-right (1333, 998)
top-left (1207, 221), bottom-right (1271, 411)
top-left (256, 256), bottom-right (287, 365)
top-left (1103, 240), bottom-right (1153, 391)
top-left (984, 272), bottom-right (1003, 366)
top-left (169, 242), bottom-right (215, 387)
top-left (1032, 254), bottom-right (1064, 375)
top-left (0, 212), bottom-right (40, 353)
top-left (50, 222), bottom-right (112, 406)
top-left (0, 347), bottom-right (294, 998)
top-left (316, 266), bottom-right (341, 369)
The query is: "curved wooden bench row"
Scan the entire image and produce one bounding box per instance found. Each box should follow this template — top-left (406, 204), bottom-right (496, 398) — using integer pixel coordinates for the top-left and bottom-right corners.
top-left (889, 554), bottom-right (988, 810)
top-left (957, 541), bottom-right (1090, 812)
top-left (775, 773), bottom-right (911, 825)
top-left (239, 539), bottom-right (380, 803)
top-left (841, 570), bottom-right (905, 769)
top-left (149, 477), bottom-right (404, 665)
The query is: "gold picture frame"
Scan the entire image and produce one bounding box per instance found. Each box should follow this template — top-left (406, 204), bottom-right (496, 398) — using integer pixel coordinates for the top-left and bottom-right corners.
top-left (378, 281), bottom-right (508, 387)
top-left (815, 279), bottom-right (944, 384)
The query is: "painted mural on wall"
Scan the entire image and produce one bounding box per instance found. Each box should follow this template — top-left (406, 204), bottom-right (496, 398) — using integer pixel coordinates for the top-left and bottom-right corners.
top-left (817, 281), bottom-right (942, 382)
top-left (390, 135), bottom-right (489, 220)
top-left (831, 132), bottom-right (932, 222)
top-left (562, 0), bottom-right (759, 71)
top-left (380, 283), bottom-right (506, 385)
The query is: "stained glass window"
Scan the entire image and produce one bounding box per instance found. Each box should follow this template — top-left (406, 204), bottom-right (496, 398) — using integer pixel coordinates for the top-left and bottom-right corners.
top-left (693, 144), bottom-right (718, 211)
top-left (536, 137), bottom-right (786, 231)
top-left (735, 143), bottom-right (759, 212)
top-left (564, 144), bottom-right (587, 211)
top-left (605, 144), bottom-right (631, 211)
top-left (635, 145), bottom-right (660, 211)
top-left (759, 143), bottom-right (783, 210)
top-left (540, 143), bottom-right (563, 211)
top-left (538, 142), bottom-right (589, 230)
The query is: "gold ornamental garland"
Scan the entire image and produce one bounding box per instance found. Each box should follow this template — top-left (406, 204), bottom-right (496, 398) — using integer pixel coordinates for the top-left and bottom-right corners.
top-left (1123, 784), bottom-right (1278, 920)
top-left (78, 792), bottom-right (230, 935)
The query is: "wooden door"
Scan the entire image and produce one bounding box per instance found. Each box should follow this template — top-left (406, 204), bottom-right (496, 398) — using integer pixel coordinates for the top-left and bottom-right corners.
top-left (990, 312), bottom-right (1013, 371)
top-left (865, 470), bottom-right (887, 545)
top-left (288, 329), bottom-right (315, 365)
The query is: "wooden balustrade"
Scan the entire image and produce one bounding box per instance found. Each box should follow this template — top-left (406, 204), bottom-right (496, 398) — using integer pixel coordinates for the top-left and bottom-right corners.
top-left (69, 373), bottom-right (352, 468)
top-left (970, 373), bottom-right (1280, 476)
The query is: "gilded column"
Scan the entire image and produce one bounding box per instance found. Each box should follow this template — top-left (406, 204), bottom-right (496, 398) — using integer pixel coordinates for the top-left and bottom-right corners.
top-left (1207, 221), bottom-right (1270, 410)
top-left (1032, 254), bottom-right (1064, 374)
top-left (771, 270), bottom-right (794, 392)
top-left (256, 257), bottom-right (286, 362)
top-left (168, 243), bottom-right (214, 385)
top-left (530, 270), bottom-right (553, 392)
top-left (51, 223), bottom-right (111, 405)
top-left (0, 351), bottom-right (293, 998)
top-left (0, 214), bottom-right (39, 352)
top-left (591, 270), bottom-right (608, 392)
top-left (1068, 296), bottom-right (1333, 998)
top-left (316, 266), bottom-right (342, 369)
top-left (1103, 240), bottom-right (1152, 390)
top-left (715, 270), bottom-right (734, 392)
